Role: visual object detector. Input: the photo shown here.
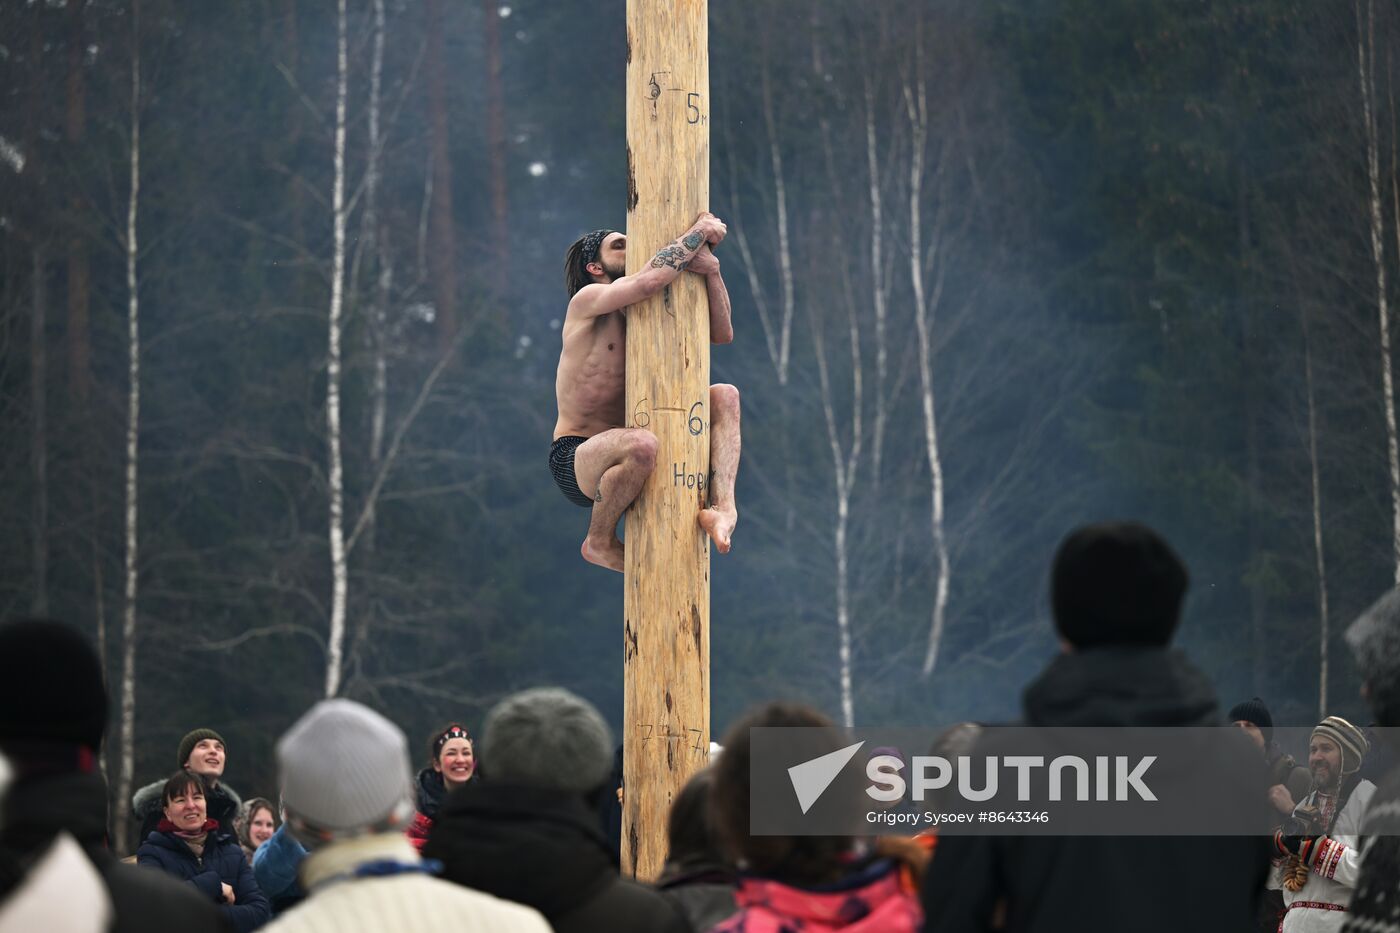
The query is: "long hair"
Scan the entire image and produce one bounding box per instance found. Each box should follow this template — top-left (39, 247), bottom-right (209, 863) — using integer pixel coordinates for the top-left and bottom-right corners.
top-left (565, 236), bottom-right (591, 297)
top-left (238, 797), bottom-right (278, 849)
top-left (564, 229), bottom-right (614, 297)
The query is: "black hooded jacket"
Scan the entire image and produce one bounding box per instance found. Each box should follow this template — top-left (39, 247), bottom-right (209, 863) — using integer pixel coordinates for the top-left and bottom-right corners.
top-left (657, 856), bottom-right (740, 933)
top-left (921, 647), bottom-right (1273, 933)
top-left (1, 770), bottom-right (227, 933)
top-left (414, 767), bottom-right (447, 820)
top-left (423, 781), bottom-right (688, 933)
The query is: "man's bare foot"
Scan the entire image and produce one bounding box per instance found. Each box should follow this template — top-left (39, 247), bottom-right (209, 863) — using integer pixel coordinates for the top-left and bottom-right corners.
top-left (581, 535), bottom-right (625, 572)
top-left (698, 506), bottom-right (738, 554)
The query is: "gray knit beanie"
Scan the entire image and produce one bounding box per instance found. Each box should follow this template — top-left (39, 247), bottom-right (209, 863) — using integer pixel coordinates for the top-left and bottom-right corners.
top-left (481, 687), bottom-right (613, 794)
top-left (276, 699), bottom-right (414, 839)
top-left (1346, 586), bottom-right (1400, 728)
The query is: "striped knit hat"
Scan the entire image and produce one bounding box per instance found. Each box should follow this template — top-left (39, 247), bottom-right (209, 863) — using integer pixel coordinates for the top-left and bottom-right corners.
top-left (1312, 715), bottom-right (1369, 774)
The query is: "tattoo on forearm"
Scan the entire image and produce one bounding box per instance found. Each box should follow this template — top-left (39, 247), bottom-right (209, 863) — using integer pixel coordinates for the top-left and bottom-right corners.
top-left (683, 230), bottom-right (704, 250)
top-left (651, 243), bottom-right (692, 270)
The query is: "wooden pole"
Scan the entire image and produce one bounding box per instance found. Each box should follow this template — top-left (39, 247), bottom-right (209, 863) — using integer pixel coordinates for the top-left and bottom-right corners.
top-left (622, 0), bottom-right (711, 880)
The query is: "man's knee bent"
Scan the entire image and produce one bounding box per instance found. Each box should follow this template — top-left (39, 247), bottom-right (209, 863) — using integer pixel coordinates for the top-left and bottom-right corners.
top-left (624, 430), bottom-right (659, 468)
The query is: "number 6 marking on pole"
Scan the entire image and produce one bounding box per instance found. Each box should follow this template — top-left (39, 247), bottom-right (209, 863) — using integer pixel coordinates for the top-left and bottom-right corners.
top-left (634, 398), bottom-right (651, 428)
top-left (688, 401), bottom-right (705, 436)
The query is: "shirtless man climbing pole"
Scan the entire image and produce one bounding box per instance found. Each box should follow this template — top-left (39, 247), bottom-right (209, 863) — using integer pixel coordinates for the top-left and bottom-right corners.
top-left (551, 213), bottom-right (741, 572)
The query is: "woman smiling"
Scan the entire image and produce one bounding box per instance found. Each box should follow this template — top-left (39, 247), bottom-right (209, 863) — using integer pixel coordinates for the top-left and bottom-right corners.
top-left (406, 724), bottom-right (475, 851)
top-left (137, 771), bottom-right (270, 931)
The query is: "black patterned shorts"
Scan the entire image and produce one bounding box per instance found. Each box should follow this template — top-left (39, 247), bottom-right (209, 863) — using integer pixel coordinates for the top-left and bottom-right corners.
top-left (550, 436), bottom-right (595, 508)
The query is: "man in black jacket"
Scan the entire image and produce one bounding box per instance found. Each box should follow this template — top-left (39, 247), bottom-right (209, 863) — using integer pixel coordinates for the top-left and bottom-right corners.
top-left (132, 727), bottom-right (241, 846)
top-left (0, 618), bottom-right (226, 933)
top-left (920, 522), bottom-right (1272, 933)
top-left (424, 687), bottom-right (688, 933)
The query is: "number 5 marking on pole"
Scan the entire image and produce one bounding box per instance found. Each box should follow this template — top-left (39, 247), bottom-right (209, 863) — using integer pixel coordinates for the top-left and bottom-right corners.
top-left (686, 92), bottom-right (703, 125)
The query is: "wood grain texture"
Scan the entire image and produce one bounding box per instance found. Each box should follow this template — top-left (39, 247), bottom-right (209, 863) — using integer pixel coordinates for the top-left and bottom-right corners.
top-left (622, 0), bottom-right (711, 881)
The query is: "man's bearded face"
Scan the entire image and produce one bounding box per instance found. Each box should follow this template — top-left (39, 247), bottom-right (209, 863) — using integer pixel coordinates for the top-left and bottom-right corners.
top-left (1308, 737), bottom-right (1342, 789)
top-left (600, 254), bottom-right (625, 281)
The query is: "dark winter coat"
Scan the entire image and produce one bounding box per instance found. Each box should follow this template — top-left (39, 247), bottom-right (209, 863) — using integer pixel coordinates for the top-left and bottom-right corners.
top-left (423, 781), bottom-right (689, 933)
top-left (657, 859), bottom-right (740, 932)
top-left (133, 777), bottom-right (242, 848)
top-left (0, 769), bottom-right (227, 933)
top-left (920, 647), bottom-right (1274, 933)
top-left (405, 766), bottom-right (446, 851)
top-left (138, 826), bottom-right (269, 932)
top-left (1341, 764), bottom-right (1400, 933)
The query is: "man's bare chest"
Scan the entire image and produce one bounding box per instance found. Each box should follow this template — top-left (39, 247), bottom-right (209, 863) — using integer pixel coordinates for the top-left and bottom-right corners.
top-left (566, 315), bottom-right (626, 368)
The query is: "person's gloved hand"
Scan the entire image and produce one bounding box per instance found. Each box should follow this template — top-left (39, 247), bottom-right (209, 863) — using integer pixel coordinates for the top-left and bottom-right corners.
top-left (1274, 829), bottom-right (1330, 867)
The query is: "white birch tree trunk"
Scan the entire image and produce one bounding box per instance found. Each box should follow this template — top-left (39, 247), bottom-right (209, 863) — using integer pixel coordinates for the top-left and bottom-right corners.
top-left (865, 78), bottom-right (889, 489)
top-left (324, 0), bottom-right (349, 698)
top-left (346, 0), bottom-right (389, 690)
top-left (365, 0), bottom-right (388, 523)
top-left (1357, 0), bottom-right (1400, 584)
top-left (835, 495), bottom-right (854, 728)
top-left (761, 60), bottom-right (794, 385)
top-left (805, 30), bottom-right (866, 727)
top-left (905, 73), bottom-right (953, 678)
top-left (812, 317), bottom-right (862, 728)
top-left (1303, 310), bottom-right (1330, 718)
top-left (723, 64), bottom-right (794, 389)
top-left (114, 1), bottom-right (141, 853)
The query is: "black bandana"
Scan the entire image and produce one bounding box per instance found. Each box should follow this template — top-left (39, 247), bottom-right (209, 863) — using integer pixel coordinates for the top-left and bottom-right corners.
top-left (579, 229), bottom-right (614, 268)
top-left (434, 724), bottom-right (471, 758)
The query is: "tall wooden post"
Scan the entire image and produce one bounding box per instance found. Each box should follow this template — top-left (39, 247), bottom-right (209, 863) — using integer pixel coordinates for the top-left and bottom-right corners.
top-left (622, 0), bottom-right (711, 880)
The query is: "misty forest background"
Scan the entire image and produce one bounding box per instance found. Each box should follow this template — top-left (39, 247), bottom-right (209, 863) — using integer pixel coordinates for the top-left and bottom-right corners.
top-left (3, 0), bottom-right (1400, 847)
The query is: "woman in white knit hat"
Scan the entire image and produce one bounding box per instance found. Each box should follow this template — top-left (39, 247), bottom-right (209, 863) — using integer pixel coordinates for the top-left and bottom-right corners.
top-left (1267, 715), bottom-right (1377, 933)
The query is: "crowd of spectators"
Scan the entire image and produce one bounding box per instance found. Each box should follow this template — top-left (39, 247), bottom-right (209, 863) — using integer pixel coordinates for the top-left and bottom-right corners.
top-left (0, 521), bottom-right (1396, 932)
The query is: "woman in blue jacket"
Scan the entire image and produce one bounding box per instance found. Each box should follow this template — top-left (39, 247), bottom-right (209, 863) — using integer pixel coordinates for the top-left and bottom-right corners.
top-left (137, 770), bottom-right (270, 931)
